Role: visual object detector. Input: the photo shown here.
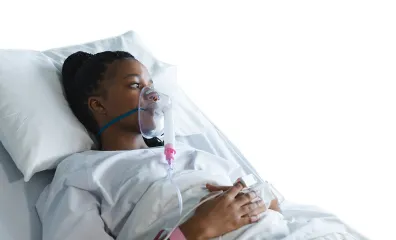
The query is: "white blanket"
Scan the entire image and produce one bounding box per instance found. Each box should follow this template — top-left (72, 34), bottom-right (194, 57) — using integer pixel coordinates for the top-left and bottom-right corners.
top-left (36, 144), bottom-right (362, 240)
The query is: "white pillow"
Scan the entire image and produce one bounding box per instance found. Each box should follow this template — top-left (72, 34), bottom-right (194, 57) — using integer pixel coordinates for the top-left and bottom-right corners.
top-left (0, 50), bottom-right (93, 181)
top-left (43, 31), bottom-right (170, 81)
top-left (0, 31), bottom-right (205, 181)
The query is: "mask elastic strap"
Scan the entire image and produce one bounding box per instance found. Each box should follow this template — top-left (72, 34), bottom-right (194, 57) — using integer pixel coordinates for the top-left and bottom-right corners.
top-left (97, 108), bottom-right (143, 136)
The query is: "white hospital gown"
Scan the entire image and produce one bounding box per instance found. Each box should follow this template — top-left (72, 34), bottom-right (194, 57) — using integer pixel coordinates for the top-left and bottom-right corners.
top-left (36, 144), bottom-right (363, 240)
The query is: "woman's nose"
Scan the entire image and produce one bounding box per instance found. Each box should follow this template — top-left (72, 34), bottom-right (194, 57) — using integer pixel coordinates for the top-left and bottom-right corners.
top-left (147, 91), bottom-right (160, 102)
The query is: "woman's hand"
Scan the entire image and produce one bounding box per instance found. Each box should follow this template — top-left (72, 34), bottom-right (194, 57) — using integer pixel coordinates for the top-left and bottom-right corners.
top-left (207, 183), bottom-right (281, 212)
top-left (179, 183), bottom-right (266, 240)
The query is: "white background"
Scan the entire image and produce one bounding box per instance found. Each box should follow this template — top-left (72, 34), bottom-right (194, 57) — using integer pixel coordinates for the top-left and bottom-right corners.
top-left (1, 0), bottom-right (395, 239)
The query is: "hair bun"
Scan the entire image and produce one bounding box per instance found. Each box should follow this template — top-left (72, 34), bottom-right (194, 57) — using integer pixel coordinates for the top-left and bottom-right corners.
top-left (61, 51), bottom-right (93, 94)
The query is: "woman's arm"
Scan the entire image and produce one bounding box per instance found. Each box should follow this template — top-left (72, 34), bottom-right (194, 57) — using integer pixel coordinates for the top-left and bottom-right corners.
top-left (178, 217), bottom-right (209, 240)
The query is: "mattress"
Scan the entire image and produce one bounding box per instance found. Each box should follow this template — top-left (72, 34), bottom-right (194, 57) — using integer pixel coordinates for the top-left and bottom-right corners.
top-left (0, 142), bottom-right (54, 240)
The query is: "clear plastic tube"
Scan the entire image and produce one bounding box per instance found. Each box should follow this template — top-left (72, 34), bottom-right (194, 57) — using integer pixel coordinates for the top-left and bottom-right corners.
top-left (167, 167), bottom-right (183, 216)
top-left (163, 101), bottom-right (182, 215)
top-left (163, 104), bottom-right (175, 147)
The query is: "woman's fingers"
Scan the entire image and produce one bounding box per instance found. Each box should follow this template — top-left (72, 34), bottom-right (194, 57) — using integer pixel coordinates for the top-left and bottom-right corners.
top-left (222, 183), bottom-right (244, 200)
top-left (234, 190), bottom-right (257, 207)
top-left (238, 201), bottom-right (266, 226)
top-left (237, 214), bottom-right (260, 227)
top-left (242, 215), bottom-right (260, 225)
top-left (269, 199), bottom-right (281, 212)
top-left (240, 200), bottom-right (266, 217)
top-left (200, 191), bottom-right (223, 202)
top-left (206, 184), bottom-right (231, 192)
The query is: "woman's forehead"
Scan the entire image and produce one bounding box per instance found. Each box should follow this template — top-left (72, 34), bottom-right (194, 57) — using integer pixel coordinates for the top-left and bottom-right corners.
top-left (106, 59), bottom-right (150, 83)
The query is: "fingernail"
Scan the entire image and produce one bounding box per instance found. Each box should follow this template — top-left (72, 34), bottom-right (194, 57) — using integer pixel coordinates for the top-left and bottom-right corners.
top-left (234, 182), bottom-right (242, 187)
top-left (251, 216), bottom-right (259, 223)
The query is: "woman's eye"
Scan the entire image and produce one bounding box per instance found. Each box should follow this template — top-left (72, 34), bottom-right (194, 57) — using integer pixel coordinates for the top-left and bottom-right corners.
top-left (130, 83), bottom-right (140, 89)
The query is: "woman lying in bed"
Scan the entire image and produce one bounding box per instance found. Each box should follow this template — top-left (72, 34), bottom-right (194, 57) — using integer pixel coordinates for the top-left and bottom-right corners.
top-left (36, 51), bottom-right (280, 240)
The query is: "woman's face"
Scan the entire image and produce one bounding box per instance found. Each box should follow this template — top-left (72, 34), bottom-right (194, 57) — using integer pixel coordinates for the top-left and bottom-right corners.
top-left (90, 58), bottom-right (153, 133)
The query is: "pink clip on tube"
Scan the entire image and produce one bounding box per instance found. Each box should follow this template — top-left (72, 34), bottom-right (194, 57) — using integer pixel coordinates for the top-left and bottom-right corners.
top-left (165, 143), bottom-right (176, 165)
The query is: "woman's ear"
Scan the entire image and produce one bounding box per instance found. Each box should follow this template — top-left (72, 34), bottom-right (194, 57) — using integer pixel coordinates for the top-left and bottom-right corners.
top-left (88, 96), bottom-right (107, 115)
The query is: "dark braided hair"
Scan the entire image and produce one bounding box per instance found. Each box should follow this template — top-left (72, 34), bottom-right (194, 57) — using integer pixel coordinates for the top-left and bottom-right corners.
top-left (62, 51), bottom-right (163, 148)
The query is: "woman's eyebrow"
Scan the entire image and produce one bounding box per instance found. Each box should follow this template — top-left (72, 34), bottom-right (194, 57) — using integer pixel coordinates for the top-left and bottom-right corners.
top-left (123, 73), bottom-right (140, 79)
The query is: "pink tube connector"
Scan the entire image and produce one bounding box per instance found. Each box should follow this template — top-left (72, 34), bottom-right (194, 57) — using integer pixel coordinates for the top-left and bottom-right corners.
top-left (164, 143), bottom-right (176, 165)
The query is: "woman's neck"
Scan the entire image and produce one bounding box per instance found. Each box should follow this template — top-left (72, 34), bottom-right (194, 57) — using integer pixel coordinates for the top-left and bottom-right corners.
top-left (99, 128), bottom-right (148, 151)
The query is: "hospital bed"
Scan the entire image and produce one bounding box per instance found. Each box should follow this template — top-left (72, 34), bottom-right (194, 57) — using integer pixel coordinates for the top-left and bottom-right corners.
top-left (0, 92), bottom-right (264, 240)
top-left (0, 107), bottom-right (369, 240)
top-left (0, 31), bottom-right (368, 240)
